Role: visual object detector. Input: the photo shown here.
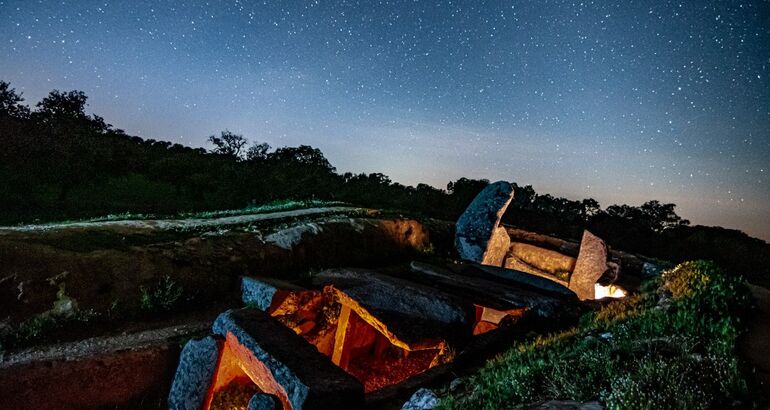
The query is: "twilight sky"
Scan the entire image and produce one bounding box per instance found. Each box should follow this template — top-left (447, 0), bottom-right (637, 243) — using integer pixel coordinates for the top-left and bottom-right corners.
top-left (1, 0), bottom-right (768, 240)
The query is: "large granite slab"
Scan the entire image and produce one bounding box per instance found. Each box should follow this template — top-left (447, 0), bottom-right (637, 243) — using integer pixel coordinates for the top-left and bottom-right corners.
top-left (409, 261), bottom-right (574, 318)
top-left (312, 269), bottom-right (474, 346)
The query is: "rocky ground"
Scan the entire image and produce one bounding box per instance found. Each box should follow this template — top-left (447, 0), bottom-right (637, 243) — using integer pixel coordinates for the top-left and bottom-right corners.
top-left (0, 206), bottom-right (449, 409)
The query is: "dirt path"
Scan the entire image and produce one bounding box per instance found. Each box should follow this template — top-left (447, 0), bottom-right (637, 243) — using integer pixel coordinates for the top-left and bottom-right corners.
top-left (742, 284), bottom-right (770, 399)
top-left (0, 206), bottom-right (366, 234)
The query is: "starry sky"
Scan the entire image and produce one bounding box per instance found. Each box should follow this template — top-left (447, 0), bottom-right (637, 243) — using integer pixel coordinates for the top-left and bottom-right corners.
top-left (1, 0), bottom-right (769, 240)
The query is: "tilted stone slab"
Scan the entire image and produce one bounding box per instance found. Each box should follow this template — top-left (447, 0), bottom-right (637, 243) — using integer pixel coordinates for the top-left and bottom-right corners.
top-left (467, 263), bottom-right (576, 298)
top-left (212, 308), bottom-right (364, 410)
top-left (312, 269), bottom-right (473, 346)
top-left (569, 230), bottom-right (609, 300)
top-left (409, 261), bottom-right (573, 318)
top-left (168, 336), bottom-right (222, 410)
top-left (455, 181), bottom-right (514, 265)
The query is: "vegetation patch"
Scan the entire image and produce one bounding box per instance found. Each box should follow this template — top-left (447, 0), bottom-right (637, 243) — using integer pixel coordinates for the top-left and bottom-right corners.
top-left (437, 260), bottom-right (753, 410)
top-left (0, 309), bottom-right (99, 355)
top-left (139, 275), bottom-right (184, 313)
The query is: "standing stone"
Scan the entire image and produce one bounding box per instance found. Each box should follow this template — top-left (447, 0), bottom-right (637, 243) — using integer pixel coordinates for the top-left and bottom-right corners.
top-left (569, 231), bottom-right (609, 300)
top-left (168, 336), bottom-right (222, 410)
top-left (455, 181), bottom-right (514, 266)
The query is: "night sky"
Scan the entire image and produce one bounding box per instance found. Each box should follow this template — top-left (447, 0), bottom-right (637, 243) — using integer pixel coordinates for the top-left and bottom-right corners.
top-left (1, 1), bottom-right (768, 240)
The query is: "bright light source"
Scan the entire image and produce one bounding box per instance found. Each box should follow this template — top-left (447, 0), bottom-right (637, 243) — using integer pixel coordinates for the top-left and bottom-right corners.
top-left (594, 283), bottom-right (626, 299)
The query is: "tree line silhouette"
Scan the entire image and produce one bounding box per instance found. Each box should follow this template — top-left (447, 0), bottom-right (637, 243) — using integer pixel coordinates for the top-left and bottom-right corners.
top-left (1, 81), bottom-right (768, 284)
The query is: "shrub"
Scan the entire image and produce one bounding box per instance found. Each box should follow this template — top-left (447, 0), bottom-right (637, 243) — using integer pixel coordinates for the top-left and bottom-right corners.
top-left (139, 275), bottom-right (183, 312)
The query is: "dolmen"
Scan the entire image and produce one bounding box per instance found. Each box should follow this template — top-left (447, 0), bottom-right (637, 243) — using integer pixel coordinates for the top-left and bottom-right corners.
top-left (454, 180), bottom-right (625, 300)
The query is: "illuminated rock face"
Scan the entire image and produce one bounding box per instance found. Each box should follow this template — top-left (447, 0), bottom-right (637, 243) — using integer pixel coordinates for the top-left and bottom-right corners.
top-left (505, 242), bottom-right (577, 283)
top-left (455, 181), bottom-right (514, 266)
top-left (570, 231), bottom-right (609, 300)
top-left (210, 309), bottom-right (364, 410)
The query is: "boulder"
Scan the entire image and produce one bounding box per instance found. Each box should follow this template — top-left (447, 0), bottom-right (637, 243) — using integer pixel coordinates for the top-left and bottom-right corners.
top-left (401, 388), bottom-right (438, 410)
top-left (168, 336), bottom-right (222, 410)
top-left (455, 181), bottom-right (514, 265)
top-left (569, 231), bottom-right (609, 300)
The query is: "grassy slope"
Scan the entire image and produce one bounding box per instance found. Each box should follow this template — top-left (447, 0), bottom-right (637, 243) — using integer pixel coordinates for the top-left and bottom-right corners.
top-left (437, 261), bottom-right (754, 410)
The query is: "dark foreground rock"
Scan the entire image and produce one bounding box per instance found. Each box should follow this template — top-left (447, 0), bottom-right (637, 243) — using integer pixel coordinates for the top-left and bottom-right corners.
top-left (0, 332), bottom-right (185, 410)
top-left (455, 181), bottom-right (514, 265)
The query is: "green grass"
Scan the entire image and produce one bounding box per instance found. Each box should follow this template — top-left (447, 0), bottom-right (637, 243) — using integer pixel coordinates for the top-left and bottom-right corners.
top-left (0, 309), bottom-right (99, 354)
top-left (437, 260), bottom-right (753, 410)
top-left (139, 275), bottom-right (184, 313)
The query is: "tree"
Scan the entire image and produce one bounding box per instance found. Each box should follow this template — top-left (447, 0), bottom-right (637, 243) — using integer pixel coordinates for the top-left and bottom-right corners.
top-left (269, 145), bottom-right (335, 171)
top-left (208, 130), bottom-right (248, 159)
top-left (639, 200), bottom-right (690, 231)
top-left (606, 200), bottom-right (689, 233)
top-left (0, 81), bottom-right (29, 119)
top-left (246, 142), bottom-right (271, 161)
top-left (581, 198), bottom-right (601, 221)
top-left (34, 90), bottom-right (88, 122)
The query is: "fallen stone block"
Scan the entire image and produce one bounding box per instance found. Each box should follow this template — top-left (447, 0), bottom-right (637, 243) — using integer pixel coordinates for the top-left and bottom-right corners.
top-left (409, 261), bottom-right (573, 318)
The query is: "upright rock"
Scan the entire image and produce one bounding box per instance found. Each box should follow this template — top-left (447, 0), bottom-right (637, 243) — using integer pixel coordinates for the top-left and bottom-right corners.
top-left (569, 231), bottom-right (609, 300)
top-left (168, 336), bottom-right (222, 410)
top-left (455, 181), bottom-right (514, 266)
